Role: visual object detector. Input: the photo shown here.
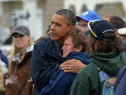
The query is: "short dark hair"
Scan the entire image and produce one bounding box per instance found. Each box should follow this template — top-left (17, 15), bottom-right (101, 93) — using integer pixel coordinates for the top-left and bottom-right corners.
top-left (109, 16), bottom-right (125, 29)
top-left (89, 33), bottom-right (124, 53)
top-left (55, 9), bottom-right (76, 26)
top-left (64, 26), bottom-right (88, 52)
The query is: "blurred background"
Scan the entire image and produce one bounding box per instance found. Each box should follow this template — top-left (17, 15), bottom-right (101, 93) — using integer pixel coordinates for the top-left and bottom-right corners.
top-left (0, 0), bottom-right (126, 56)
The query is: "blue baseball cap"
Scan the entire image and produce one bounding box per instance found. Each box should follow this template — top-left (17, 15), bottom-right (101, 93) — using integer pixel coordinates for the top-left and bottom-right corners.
top-left (76, 10), bottom-right (101, 22)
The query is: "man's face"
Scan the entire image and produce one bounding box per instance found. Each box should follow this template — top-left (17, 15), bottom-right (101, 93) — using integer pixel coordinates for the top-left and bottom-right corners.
top-left (78, 19), bottom-right (89, 31)
top-left (50, 14), bottom-right (73, 45)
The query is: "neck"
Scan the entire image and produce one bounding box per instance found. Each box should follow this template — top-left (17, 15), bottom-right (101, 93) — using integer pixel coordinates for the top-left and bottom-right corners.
top-left (20, 46), bottom-right (28, 61)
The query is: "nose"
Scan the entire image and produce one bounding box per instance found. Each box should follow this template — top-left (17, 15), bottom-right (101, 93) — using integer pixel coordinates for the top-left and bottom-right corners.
top-left (50, 24), bottom-right (55, 31)
top-left (62, 45), bottom-right (65, 50)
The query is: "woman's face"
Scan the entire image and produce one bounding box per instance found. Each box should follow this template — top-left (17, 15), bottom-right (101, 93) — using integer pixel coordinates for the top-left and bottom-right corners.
top-left (13, 33), bottom-right (30, 49)
top-left (62, 36), bottom-right (78, 58)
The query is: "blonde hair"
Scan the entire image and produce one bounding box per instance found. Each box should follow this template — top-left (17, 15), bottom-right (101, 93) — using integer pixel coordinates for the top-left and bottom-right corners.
top-left (9, 35), bottom-right (34, 73)
top-left (0, 60), bottom-right (5, 91)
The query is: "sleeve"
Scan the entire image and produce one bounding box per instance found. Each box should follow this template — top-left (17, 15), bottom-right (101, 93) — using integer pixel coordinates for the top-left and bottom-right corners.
top-left (31, 42), bottom-right (59, 92)
top-left (70, 70), bottom-right (91, 95)
top-left (38, 69), bottom-right (76, 95)
top-left (114, 65), bottom-right (126, 95)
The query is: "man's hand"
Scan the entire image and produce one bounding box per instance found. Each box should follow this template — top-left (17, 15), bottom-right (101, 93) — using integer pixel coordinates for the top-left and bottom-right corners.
top-left (60, 59), bottom-right (86, 74)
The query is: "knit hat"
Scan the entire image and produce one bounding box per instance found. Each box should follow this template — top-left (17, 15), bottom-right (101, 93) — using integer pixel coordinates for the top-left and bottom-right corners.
top-left (87, 20), bottom-right (116, 41)
top-left (76, 10), bottom-right (101, 22)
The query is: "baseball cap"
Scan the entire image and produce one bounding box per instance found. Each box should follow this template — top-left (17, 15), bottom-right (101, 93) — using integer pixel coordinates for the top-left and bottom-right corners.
top-left (11, 25), bottom-right (30, 36)
top-left (118, 27), bottom-right (126, 35)
top-left (76, 10), bottom-right (101, 22)
top-left (87, 20), bottom-right (116, 41)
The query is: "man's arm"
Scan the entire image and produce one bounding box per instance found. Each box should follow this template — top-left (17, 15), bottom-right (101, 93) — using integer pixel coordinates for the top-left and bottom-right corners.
top-left (60, 59), bottom-right (86, 74)
top-left (31, 41), bottom-right (59, 91)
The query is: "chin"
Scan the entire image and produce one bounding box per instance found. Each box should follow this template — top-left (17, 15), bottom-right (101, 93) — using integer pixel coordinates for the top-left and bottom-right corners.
top-left (51, 37), bottom-right (58, 41)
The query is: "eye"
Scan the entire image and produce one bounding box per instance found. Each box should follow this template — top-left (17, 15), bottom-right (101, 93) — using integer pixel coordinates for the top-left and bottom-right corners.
top-left (55, 22), bottom-right (62, 27)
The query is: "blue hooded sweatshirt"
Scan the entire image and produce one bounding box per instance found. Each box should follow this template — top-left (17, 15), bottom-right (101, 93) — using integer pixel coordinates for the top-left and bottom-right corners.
top-left (38, 52), bottom-right (90, 95)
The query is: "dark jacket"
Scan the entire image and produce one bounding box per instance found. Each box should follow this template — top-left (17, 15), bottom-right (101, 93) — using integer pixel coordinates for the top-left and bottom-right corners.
top-left (38, 52), bottom-right (91, 95)
top-left (5, 46), bottom-right (34, 95)
top-left (114, 65), bottom-right (126, 95)
top-left (122, 40), bottom-right (126, 58)
top-left (0, 49), bottom-right (8, 68)
top-left (70, 52), bottom-right (126, 95)
top-left (31, 38), bottom-right (64, 92)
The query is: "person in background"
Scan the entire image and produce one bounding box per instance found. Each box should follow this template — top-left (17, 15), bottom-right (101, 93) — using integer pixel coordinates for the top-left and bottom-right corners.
top-left (46, 25), bottom-right (51, 37)
top-left (0, 49), bottom-right (8, 69)
top-left (4, 26), bottom-right (13, 45)
top-left (38, 26), bottom-right (90, 95)
top-left (70, 20), bottom-right (126, 95)
top-left (31, 9), bottom-right (86, 94)
top-left (103, 16), bottom-right (125, 34)
top-left (0, 49), bottom-right (9, 95)
top-left (5, 25), bottom-right (34, 95)
top-left (118, 27), bottom-right (126, 58)
top-left (114, 27), bottom-right (126, 95)
top-left (76, 10), bottom-right (101, 33)
top-left (103, 16), bottom-right (126, 59)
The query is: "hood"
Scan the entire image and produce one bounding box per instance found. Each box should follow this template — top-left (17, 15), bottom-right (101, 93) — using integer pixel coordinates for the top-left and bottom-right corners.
top-left (91, 52), bottom-right (126, 76)
top-left (65, 52), bottom-right (91, 65)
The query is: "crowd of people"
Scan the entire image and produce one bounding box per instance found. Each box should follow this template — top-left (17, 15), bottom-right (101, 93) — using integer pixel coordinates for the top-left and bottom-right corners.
top-left (0, 8), bottom-right (126, 95)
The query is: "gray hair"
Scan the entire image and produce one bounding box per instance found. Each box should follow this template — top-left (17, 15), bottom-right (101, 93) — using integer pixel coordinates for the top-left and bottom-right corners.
top-left (55, 9), bottom-right (76, 26)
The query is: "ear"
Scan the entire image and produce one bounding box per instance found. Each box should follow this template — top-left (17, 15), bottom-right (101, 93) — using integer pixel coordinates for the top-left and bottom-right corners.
top-left (75, 45), bottom-right (83, 52)
top-left (114, 28), bottom-right (118, 35)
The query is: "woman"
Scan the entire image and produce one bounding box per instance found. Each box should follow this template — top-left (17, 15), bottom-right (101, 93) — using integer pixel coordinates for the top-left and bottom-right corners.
top-left (5, 25), bottom-right (34, 95)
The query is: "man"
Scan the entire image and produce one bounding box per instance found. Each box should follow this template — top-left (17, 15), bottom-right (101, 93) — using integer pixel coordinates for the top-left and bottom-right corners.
top-left (103, 16), bottom-right (126, 59)
top-left (76, 10), bottom-right (101, 32)
top-left (31, 9), bottom-right (85, 94)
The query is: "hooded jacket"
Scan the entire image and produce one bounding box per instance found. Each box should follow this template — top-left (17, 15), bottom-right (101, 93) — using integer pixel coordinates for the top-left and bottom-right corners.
top-left (38, 52), bottom-right (90, 95)
top-left (70, 52), bottom-right (126, 95)
top-left (5, 45), bottom-right (34, 95)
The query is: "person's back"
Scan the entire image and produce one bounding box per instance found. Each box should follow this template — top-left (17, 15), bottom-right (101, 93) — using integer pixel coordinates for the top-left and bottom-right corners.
top-left (70, 20), bottom-right (126, 95)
